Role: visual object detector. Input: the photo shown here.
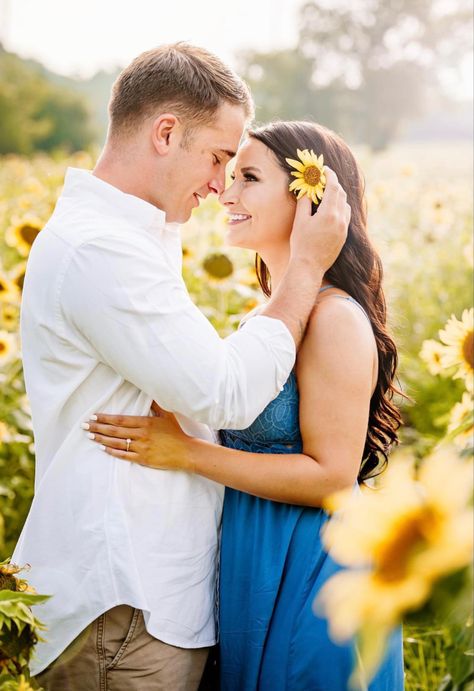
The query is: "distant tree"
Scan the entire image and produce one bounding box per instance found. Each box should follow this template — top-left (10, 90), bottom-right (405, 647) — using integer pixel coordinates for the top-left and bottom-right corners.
top-left (0, 48), bottom-right (50, 154)
top-left (239, 48), bottom-right (358, 140)
top-left (34, 85), bottom-right (96, 152)
top-left (298, 0), bottom-right (472, 149)
top-left (239, 0), bottom-right (472, 150)
top-left (237, 48), bottom-right (314, 124)
top-left (0, 45), bottom-right (96, 154)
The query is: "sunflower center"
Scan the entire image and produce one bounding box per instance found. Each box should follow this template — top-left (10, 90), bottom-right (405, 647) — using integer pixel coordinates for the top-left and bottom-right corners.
top-left (0, 342), bottom-right (6, 354)
top-left (14, 271), bottom-right (25, 291)
top-left (303, 166), bottom-right (321, 186)
top-left (202, 253), bottom-right (234, 280)
top-left (0, 280), bottom-right (6, 294)
top-left (462, 331), bottom-right (474, 370)
top-left (20, 224), bottom-right (41, 247)
top-left (375, 508), bottom-right (436, 582)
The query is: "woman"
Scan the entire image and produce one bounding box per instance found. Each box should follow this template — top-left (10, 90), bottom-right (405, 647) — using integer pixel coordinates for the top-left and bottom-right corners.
top-left (85, 121), bottom-right (404, 690)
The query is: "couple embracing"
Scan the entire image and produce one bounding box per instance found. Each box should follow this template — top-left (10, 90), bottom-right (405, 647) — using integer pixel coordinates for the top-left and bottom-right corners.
top-left (13, 43), bottom-right (404, 690)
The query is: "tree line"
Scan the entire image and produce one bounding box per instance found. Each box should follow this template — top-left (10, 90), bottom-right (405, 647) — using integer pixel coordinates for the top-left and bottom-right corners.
top-left (0, 0), bottom-right (471, 154)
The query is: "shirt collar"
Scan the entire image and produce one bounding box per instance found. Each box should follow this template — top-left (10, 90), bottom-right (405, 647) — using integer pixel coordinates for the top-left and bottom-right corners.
top-left (63, 167), bottom-right (168, 232)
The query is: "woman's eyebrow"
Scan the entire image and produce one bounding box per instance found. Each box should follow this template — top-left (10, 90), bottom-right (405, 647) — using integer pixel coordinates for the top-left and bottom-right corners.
top-left (240, 166), bottom-right (262, 174)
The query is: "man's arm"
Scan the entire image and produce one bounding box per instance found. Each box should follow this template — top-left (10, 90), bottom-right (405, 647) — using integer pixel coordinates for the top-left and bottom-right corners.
top-left (60, 232), bottom-right (294, 430)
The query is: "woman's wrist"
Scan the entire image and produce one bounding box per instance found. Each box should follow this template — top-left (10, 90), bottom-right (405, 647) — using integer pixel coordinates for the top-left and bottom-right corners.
top-left (182, 436), bottom-right (199, 473)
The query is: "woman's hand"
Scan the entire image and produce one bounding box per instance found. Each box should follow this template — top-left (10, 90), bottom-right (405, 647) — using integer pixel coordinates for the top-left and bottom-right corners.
top-left (83, 401), bottom-right (195, 471)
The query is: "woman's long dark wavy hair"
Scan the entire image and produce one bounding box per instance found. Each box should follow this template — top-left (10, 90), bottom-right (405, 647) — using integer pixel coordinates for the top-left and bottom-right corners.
top-left (250, 121), bottom-right (403, 483)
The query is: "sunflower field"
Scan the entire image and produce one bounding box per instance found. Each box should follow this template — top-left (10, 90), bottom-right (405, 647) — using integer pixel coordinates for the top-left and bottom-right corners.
top-left (0, 143), bottom-right (473, 690)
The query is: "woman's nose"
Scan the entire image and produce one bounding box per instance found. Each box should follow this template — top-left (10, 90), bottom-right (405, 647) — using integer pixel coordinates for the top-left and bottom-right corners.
top-left (219, 180), bottom-right (239, 205)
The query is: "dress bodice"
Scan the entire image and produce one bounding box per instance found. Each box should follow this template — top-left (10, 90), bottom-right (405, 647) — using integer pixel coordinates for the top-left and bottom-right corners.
top-left (219, 370), bottom-right (302, 454)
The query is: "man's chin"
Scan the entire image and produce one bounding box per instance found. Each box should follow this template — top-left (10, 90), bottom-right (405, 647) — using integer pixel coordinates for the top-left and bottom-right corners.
top-left (166, 210), bottom-right (192, 224)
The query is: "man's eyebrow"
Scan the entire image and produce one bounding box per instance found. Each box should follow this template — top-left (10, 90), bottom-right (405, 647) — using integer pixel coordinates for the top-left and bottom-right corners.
top-left (219, 149), bottom-right (237, 159)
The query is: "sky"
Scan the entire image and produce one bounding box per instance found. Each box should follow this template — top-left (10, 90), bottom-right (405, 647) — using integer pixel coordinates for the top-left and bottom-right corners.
top-left (1, 0), bottom-right (471, 99)
top-left (1, 0), bottom-right (307, 78)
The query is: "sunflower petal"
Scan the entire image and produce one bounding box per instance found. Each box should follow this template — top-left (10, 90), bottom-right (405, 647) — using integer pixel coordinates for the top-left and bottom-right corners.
top-left (289, 179), bottom-right (303, 192)
top-left (285, 158), bottom-right (305, 172)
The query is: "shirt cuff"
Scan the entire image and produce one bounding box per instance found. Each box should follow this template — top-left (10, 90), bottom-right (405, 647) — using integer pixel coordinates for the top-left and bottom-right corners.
top-left (241, 314), bottom-right (296, 390)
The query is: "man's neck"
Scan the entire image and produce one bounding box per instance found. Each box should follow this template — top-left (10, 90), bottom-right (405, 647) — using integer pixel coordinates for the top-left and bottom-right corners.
top-left (93, 143), bottom-right (158, 208)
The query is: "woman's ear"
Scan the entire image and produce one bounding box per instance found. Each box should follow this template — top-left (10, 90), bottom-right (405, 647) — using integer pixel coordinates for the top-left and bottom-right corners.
top-left (151, 113), bottom-right (180, 155)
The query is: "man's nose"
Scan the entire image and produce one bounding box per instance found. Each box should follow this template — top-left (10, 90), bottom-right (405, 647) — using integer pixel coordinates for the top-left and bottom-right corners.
top-left (208, 169), bottom-right (226, 196)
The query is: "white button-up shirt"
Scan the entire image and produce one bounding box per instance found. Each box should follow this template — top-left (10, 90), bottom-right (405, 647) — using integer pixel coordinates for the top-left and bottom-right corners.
top-left (13, 168), bottom-right (295, 675)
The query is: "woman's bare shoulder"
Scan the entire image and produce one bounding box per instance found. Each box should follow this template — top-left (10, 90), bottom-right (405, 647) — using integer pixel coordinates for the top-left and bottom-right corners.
top-left (302, 291), bottom-right (376, 365)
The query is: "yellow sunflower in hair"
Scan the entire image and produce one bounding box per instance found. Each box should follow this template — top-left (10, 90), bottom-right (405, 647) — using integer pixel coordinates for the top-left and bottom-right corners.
top-left (286, 149), bottom-right (326, 205)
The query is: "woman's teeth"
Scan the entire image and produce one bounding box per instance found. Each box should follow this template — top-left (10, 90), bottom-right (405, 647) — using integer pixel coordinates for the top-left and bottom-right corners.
top-left (229, 214), bottom-right (251, 224)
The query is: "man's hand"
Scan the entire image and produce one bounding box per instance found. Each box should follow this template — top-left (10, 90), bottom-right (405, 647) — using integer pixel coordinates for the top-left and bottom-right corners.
top-left (289, 167), bottom-right (351, 272)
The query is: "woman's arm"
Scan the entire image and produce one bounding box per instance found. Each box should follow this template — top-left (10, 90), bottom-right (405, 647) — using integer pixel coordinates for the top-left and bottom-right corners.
top-left (86, 297), bottom-right (376, 507)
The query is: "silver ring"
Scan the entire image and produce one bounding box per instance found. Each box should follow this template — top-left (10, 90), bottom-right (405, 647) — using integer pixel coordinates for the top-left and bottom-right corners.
top-left (126, 438), bottom-right (131, 452)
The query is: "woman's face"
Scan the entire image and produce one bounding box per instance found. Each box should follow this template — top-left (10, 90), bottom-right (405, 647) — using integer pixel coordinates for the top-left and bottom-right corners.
top-left (220, 137), bottom-right (295, 254)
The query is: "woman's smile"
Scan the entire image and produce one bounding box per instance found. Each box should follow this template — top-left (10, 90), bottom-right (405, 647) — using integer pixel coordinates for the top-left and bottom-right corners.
top-left (227, 212), bottom-right (252, 225)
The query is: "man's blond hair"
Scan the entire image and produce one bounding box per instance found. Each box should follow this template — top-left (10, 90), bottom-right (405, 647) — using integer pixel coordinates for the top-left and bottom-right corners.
top-left (108, 43), bottom-right (253, 140)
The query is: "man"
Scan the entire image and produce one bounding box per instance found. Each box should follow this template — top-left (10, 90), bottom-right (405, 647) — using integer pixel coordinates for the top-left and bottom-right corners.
top-left (13, 43), bottom-right (350, 689)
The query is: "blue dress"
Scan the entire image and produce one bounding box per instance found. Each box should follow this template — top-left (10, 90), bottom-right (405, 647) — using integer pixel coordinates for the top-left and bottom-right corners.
top-left (218, 292), bottom-right (404, 691)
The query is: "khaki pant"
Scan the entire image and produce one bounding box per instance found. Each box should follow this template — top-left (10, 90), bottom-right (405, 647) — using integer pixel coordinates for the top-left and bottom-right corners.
top-left (35, 605), bottom-right (210, 691)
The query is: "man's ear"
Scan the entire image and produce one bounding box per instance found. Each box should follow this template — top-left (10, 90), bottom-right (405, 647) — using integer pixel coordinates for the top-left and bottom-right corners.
top-left (151, 113), bottom-right (180, 155)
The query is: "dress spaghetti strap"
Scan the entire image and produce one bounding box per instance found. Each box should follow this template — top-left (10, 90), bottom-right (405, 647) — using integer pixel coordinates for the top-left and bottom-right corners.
top-left (318, 284), bottom-right (335, 294)
top-left (318, 285), bottom-right (371, 324)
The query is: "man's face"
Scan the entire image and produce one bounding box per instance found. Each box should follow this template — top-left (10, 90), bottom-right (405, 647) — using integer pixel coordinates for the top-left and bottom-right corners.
top-left (162, 102), bottom-right (247, 223)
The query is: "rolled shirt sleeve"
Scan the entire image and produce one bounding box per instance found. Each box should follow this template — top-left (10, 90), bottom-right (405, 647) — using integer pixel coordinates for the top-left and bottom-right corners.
top-left (59, 231), bottom-right (296, 430)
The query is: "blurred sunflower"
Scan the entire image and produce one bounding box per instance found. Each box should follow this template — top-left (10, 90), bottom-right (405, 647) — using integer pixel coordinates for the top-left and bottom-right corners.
top-left (9, 261), bottom-right (28, 294)
top-left (203, 252), bottom-right (234, 280)
top-left (439, 308), bottom-right (474, 391)
top-left (5, 215), bottom-right (43, 256)
top-left (0, 421), bottom-right (15, 444)
top-left (1, 303), bottom-right (19, 330)
top-left (0, 273), bottom-right (19, 303)
top-left (315, 450), bottom-right (473, 680)
top-left (0, 330), bottom-right (18, 367)
top-left (236, 266), bottom-right (260, 290)
top-left (420, 338), bottom-right (446, 376)
top-left (448, 392), bottom-right (474, 450)
top-left (286, 149), bottom-right (326, 205)
top-left (182, 246), bottom-right (194, 262)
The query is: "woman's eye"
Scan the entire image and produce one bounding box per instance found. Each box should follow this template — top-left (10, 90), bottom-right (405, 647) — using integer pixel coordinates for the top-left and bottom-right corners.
top-left (213, 155), bottom-right (221, 165)
top-left (243, 173), bottom-right (257, 182)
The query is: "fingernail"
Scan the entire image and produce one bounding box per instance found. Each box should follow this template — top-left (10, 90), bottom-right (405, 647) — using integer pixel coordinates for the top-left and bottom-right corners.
top-left (89, 415), bottom-right (98, 421)
top-left (100, 445), bottom-right (106, 451)
top-left (87, 432), bottom-right (95, 440)
top-left (81, 422), bottom-right (90, 430)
